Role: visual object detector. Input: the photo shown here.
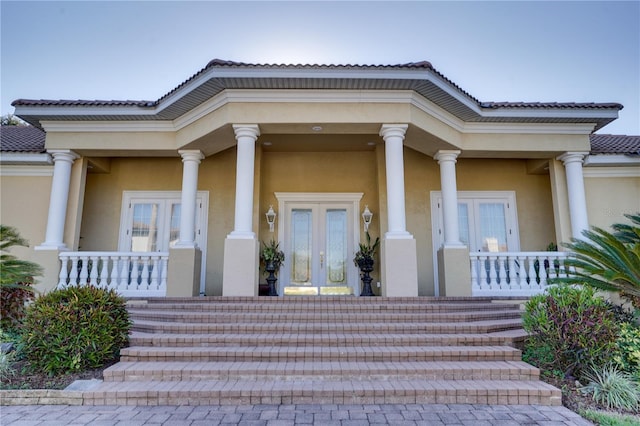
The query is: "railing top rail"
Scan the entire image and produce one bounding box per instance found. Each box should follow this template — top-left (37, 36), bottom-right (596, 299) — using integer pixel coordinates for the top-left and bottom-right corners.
top-left (59, 251), bottom-right (169, 258)
top-left (469, 251), bottom-right (570, 258)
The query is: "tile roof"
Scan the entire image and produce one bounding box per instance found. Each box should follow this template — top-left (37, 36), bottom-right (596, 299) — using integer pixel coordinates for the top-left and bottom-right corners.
top-left (0, 125), bottom-right (46, 153)
top-left (589, 134), bottom-right (640, 155)
top-left (13, 60), bottom-right (623, 112)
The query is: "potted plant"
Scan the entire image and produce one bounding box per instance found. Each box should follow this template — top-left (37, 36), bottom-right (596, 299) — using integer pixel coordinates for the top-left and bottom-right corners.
top-left (353, 232), bottom-right (380, 296)
top-left (260, 239), bottom-right (285, 296)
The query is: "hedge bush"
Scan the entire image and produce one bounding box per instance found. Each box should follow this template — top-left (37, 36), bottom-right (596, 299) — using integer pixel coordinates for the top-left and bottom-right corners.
top-left (22, 285), bottom-right (130, 375)
top-left (523, 285), bottom-right (619, 379)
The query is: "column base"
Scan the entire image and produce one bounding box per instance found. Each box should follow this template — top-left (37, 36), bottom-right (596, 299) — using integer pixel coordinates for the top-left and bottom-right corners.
top-left (222, 237), bottom-right (259, 296)
top-left (167, 247), bottom-right (202, 297)
top-left (32, 248), bottom-right (63, 295)
top-left (381, 237), bottom-right (418, 297)
top-left (437, 246), bottom-right (472, 297)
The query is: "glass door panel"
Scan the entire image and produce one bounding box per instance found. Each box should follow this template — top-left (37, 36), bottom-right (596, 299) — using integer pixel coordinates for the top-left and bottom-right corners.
top-left (169, 203), bottom-right (181, 248)
top-left (324, 209), bottom-right (347, 285)
top-left (291, 209), bottom-right (313, 285)
top-left (477, 202), bottom-right (508, 252)
top-left (131, 203), bottom-right (160, 252)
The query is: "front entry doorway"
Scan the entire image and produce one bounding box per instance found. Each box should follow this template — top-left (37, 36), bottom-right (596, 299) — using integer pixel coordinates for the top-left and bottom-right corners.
top-left (275, 193), bottom-right (363, 296)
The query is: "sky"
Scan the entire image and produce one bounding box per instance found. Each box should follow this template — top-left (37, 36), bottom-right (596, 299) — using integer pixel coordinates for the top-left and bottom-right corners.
top-left (1, 0), bottom-right (639, 135)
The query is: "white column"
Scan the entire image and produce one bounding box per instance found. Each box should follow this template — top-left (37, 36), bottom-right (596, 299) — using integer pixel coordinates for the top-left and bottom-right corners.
top-left (229, 124), bottom-right (260, 238)
top-left (558, 152), bottom-right (590, 239)
top-left (36, 150), bottom-right (79, 250)
top-left (380, 124), bottom-right (411, 239)
top-left (175, 150), bottom-right (204, 247)
top-left (434, 150), bottom-right (463, 247)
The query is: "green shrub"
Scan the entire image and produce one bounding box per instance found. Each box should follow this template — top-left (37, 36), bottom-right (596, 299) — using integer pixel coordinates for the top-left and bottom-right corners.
top-left (612, 322), bottom-right (640, 375)
top-left (22, 285), bottom-right (130, 375)
top-left (580, 364), bottom-right (640, 411)
top-left (581, 409), bottom-right (640, 426)
top-left (523, 285), bottom-right (619, 378)
top-left (0, 225), bottom-right (41, 333)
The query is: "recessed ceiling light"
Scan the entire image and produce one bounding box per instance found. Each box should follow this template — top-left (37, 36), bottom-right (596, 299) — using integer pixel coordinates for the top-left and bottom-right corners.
top-left (367, 142), bottom-right (377, 146)
top-left (262, 142), bottom-right (272, 146)
top-left (311, 126), bottom-right (323, 132)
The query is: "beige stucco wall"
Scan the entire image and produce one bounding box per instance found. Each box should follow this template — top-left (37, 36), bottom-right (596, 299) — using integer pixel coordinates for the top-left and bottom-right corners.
top-left (258, 150), bottom-right (381, 292)
top-left (0, 171), bottom-right (52, 266)
top-left (585, 173), bottom-right (640, 230)
top-left (76, 145), bottom-right (557, 298)
top-left (81, 151), bottom-right (237, 296)
top-left (401, 152), bottom-right (556, 296)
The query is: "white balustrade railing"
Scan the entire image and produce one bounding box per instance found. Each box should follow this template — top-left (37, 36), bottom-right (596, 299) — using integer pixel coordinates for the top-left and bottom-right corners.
top-left (58, 252), bottom-right (169, 297)
top-left (469, 251), bottom-right (572, 297)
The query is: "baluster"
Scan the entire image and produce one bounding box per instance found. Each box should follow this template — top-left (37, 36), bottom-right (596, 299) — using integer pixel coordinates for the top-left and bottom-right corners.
top-left (498, 256), bottom-right (507, 289)
top-left (131, 257), bottom-right (140, 290)
top-left (488, 255), bottom-right (497, 289)
top-left (528, 256), bottom-right (537, 288)
top-left (99, 256), bottom-right (110, 289)
top-left (150, 256), bottom-right (159, 290)
top-left (89, 256), bottom-right (99, 286)
top-left (539, 255), bottom-right (549, 288)
top-left (478, 255), bottom-right (488, 289)
top-left (470, 257), bottom-right (479, 292)
top-left (159, 256), bottom-right (168, 293)
top-left (507, 256), bottom-right (517, 289)
top-left (141, 258), bottom-right (150, 290)
top-left (69, 256), bottom-right (79, 286)
top-left (119, 257), bottom-right (129, 290)
top-left (79, 257), bottom-right (89, 285)
top-left (58, 256), bottom-right (69, 288)
top-left (518, 256), bottom-right (529, 288)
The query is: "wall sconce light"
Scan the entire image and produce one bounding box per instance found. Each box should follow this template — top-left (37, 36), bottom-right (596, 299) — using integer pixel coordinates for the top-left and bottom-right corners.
top-left (265, 205), bottom-right (277, 232)
top-left (362, 205), bottom-right (373, 232)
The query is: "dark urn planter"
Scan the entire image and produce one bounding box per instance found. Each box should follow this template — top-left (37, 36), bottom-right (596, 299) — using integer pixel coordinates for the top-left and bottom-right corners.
top-left (357, 257), bottom-right (375, 296)
top-left (264, 261), bottom-right (279, 296)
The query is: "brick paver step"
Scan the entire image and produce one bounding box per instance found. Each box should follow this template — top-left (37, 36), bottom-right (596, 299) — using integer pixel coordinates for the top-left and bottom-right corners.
top-left (83, 378), bottom-right (562, 406)
top-left (128, 331), bottom-right (522, 347)
top-left (127, 301), bottom-right (521, 313)
top-left (119, 345), bottom-right (521, 363)
top-left (126, 309), bottom-right (522, 324)
top-left (130, 318), bottom-right (524, 335)
top-left (103, 360), bottom-right (540, 382)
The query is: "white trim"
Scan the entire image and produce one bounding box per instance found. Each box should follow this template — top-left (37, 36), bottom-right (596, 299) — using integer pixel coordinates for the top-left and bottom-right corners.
top-left (0, 153), bottom-right (52, 165)
top-left (583, 166), bottom-right (640, 177)
top-left (584, 154), bottom-right (640, 167)
top-left (461, 122), bottom-right (597, 134)
top-left (118, 190), bottom-right (209, 295)
top-left (41, 120), bottom-right (175, 132)
top-left (0, 164), bottom-right (54, 176)
top-left (275, 192), bottom-right (363, 296)
top-left (430, 191), bottom-right (520, 295)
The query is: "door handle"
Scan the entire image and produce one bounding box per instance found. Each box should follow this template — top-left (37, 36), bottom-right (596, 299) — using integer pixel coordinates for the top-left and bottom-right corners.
top-left (320, 251), bottom-right (324, 268)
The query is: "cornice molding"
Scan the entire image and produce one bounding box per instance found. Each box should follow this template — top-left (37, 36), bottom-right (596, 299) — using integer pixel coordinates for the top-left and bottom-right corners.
top-left (583, 166), bottom-right (640, 177)
top-left (41, 120), bottom-right (175, 132)
top-left (0, 164), bottom-right (54, 176)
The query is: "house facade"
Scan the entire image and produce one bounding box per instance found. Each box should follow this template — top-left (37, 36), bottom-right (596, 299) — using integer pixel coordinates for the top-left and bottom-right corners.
top-left (2, 60), bottom-right (638, 298)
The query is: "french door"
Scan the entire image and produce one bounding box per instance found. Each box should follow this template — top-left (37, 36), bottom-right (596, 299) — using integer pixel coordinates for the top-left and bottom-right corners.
top-left (276, 193), bottom-right (362, 296)
top-left (118, 191), bottom-right (209, 294)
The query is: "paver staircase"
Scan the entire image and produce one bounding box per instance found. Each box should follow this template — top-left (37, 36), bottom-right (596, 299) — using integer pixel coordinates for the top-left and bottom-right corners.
top-left (83, 297), bottom-right (561, 406)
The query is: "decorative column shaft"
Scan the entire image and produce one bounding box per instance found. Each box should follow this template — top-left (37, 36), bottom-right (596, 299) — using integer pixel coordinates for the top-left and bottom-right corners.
top-left (559, 152), bottom-right (590, 239)
top-left (37, 150), bottom-right (79, 249)
top-left (176, 150), bottom-right (204, 247)
top-left (435, 150), bottom-right (463, 246)
top-left (380, 124), bottom-right (411, 239)
top-left (230, 124), bottom-right (260, 238)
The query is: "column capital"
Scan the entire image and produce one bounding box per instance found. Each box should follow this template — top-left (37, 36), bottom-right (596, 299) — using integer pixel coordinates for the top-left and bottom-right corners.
top-left (434, 150), bottom-right (461, 164)
top-left (379, 124), bottom-right (408, 140)
top-left (233, 124), bottom-right (260, 141)
top-left (48, 149), bottom-right (79, 163)
top-left (557, 152), bottom-right (589, 165)
top-left (178, 150), bottom-right (204, 163)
